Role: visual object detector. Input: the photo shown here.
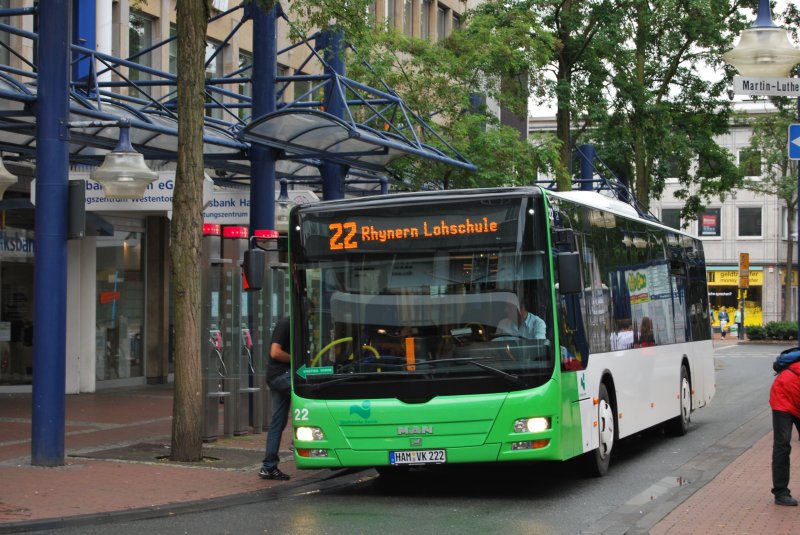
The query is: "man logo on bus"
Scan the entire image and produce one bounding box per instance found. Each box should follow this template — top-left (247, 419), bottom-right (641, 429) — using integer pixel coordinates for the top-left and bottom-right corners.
top-left (397, 425), bottom-right (434, 435)
top-left (349, 400), bottom-right (371, 419)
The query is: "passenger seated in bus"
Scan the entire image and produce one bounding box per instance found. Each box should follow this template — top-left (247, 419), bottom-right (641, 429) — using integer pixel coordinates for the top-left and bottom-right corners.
top-left (635, 316), bottom-right (655, 347)
top-left (495, 295), bottom-right (546, 340)
top-left (611, 319), bottom-right (634, 350)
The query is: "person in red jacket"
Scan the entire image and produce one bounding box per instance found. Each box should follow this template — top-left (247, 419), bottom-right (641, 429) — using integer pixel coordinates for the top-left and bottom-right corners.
top-left (769, 360), bottom-right (800, 506)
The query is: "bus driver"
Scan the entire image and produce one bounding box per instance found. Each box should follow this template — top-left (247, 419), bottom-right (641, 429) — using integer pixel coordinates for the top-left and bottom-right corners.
top-left (496, 295), bottom-right (546, 340)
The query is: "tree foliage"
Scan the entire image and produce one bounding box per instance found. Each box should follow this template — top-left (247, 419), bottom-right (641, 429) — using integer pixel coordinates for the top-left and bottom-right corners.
top-left (344, 1), bottom-right (560, 190)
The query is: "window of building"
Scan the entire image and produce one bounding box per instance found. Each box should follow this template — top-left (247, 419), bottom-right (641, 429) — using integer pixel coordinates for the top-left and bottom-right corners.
top-left (452, 13), bottom-right (461, 32)
top-left (128, 12), bottom-right (153, 97)
top-left (781, 206), bottom-right (796, 240)
top-left (205, 41), bottom-right (224, 120)
top-left (437, 6), bottom-right (446, 40)
top-left (660, 208), bottom-right (682, 230)
top-left (698, 208), bottom-right (721, 237)
top-left (168, 25), bottom-right (177, 75)
top-left (738, 148), bottom-right (761, 177)
top-left (238, 51), bottom-right (253, 120)
top-left (403, 0), bottom-right (412, 35)
top-left (0, 0), bottom-right (10, 67)
top-left (387, 0), bottom-right (396, 28)
top-left (421, 0), bottom-right (431, 39)
top-left (738, 207), bottom-right (762, 237)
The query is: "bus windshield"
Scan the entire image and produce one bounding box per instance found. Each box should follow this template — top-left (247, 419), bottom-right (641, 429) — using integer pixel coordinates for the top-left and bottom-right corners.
top-left (291, 193), bottom-right (555, 400)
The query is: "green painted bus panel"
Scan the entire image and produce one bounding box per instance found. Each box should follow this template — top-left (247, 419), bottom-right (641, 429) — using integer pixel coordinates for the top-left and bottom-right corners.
top-left (558, 372), bottom-right (586, 459)
top-left (292, 376), bottom-right (591, 468)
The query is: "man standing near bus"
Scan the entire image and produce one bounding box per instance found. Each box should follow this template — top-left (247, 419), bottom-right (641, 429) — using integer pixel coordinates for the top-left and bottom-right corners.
top-left (769, 358), bottom-right (800, 505)
top-left (259, 317), bottom-right (292, 481)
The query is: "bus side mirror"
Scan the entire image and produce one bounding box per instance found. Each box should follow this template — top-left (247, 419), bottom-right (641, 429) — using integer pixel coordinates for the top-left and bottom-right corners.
top-left (557, 252), bottom-right (582, 295)
top-left (242, 248), bottom-right (266, 291)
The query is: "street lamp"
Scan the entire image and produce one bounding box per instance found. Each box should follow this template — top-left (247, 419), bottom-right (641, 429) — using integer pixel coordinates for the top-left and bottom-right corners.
top-left (722, 0), bottom-right (800, 339)
top-left (722, 0), bottom-right (800, 77)
top-left (91, 120), bottom-right (157, 199)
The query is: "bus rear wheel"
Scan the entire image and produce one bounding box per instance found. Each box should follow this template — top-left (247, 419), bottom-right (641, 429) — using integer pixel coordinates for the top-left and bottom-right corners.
top-left (665, 365), bottom-right (691, 437)
top-left (584, 382), bottom-right (615, 477)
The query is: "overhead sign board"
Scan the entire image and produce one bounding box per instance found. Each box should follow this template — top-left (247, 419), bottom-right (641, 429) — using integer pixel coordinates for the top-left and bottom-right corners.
top-left (31, 172), bottom-right (320, 225)
top-left (733, 75), bottom-right (800, 96)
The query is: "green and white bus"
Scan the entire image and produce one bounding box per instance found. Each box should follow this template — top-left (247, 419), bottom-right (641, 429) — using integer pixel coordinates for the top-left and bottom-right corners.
top-left (286, 187), bottom-right (714, 476)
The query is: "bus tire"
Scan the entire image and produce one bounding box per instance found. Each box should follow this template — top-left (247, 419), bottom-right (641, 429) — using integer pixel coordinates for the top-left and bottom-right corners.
top-left (584, 382), bottom-right (615, 477)
top-left (665, 365), bottom-right (691, 437)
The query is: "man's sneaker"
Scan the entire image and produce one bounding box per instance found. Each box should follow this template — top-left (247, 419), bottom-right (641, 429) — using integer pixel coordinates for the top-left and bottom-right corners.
top-left (775, 494), bottom-right (798, 506)
top-left (259, 467), bottom-right (290, 481)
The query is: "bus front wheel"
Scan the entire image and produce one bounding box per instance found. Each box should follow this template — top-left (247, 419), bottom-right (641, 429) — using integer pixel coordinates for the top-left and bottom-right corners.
top-left (665, 365), bottom-right (691, 437)
top-left (584, 382), bottom-right (615, 477)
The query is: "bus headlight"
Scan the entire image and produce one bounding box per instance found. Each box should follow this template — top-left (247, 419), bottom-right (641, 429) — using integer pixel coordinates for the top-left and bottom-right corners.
top-left (513, 417), bottom-right (550, 433)
top-left (296, 426), bottom-right (325, 441)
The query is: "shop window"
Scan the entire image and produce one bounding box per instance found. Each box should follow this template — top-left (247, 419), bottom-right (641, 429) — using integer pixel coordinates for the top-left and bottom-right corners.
top-left (738, 207), bottom-right (761, 237)
top-left (0, 229), bottom-right (35, 386)
top-left (660, 208), bottom-right (682, 230)
top-left (96, 231), bottom-right (145, 381)
top-left (698, 208), bottom-right (721, 237)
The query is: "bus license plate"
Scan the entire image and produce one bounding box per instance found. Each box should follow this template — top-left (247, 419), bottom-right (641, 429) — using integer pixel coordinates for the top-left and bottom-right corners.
top-left (390, 449), bottom-right (446, 465)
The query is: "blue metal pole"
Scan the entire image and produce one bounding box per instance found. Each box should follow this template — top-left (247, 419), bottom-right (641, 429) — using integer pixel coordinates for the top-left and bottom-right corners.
top-left (579, 144), bottom-right (595, 191)
top-left (72, 0), bottom-right (96, 84)
top-left (249, 2), bottom-right (278, 232)
top-left (32, 0), bottom-right (70, 466)
top-left (319, 30), bottom-right (347, 200)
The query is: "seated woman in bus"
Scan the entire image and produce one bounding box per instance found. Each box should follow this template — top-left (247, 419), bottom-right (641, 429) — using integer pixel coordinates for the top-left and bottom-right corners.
top-left (635, 316), bottom-right (655, 347)
top-left (495, 296), bottom-right (546, 340)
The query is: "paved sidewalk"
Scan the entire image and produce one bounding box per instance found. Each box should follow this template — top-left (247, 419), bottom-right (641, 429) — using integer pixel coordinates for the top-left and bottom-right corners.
top-left (0, 385), bottom-right (344, 533)
top-left (1, 377), bottom-right (798, 533)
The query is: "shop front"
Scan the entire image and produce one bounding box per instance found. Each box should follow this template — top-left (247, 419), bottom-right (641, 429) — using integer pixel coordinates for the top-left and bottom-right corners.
top-left (707, 267), bottom-right (762, 330)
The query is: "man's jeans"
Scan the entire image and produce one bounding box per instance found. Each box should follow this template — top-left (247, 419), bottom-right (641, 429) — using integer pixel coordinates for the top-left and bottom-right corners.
top-left (772, 410), bottom-right (800, 497)
top-left (262, 372), bottom-right (291, 471)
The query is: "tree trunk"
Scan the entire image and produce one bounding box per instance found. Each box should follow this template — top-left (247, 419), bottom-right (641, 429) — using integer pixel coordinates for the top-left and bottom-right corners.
top-left (170, 0), bottom-right (210, 462)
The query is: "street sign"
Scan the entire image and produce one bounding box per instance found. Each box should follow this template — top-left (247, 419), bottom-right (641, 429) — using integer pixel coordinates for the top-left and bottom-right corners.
top-left (790, 125), bottom-right (800, 160)
top-left (733, 75), bottom-right (800, 96)
top-left (739, 253), bottom-right (750, 289)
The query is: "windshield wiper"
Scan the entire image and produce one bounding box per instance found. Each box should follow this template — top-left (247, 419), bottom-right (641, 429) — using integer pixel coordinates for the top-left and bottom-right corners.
top-left (413, 357), bottom-right (521, 384)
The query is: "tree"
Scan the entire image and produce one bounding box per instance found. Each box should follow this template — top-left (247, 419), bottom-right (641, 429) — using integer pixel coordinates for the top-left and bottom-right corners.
top-left (740, 100), bottom-right (797, 321)
top-left (345, 1), bottom-right (560, 190)
top-left (170, 0), bottom-right (212, 462)
top-left (585, 0), bottom-right (752, 215)
top-left (529, 0), bottom-right (629, 190)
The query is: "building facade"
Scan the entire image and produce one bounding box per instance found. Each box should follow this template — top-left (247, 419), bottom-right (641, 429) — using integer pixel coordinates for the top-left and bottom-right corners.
top-left (530, 100), bottom-right (798, 332)
top-left (0, 0), bottom-right (472, 393)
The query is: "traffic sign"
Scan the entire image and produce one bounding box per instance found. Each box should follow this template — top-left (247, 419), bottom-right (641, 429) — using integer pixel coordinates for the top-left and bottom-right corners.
top-left (790, 125), bottom-right (800, 160)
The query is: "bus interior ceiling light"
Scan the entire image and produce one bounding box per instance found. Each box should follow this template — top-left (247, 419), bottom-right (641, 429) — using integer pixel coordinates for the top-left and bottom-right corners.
top-left (0, 154), bottom-right (17, 197)
top-left (91, 121), bottom-right (157, 200)
top-left (722, 0), bottom-right (800, 77)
